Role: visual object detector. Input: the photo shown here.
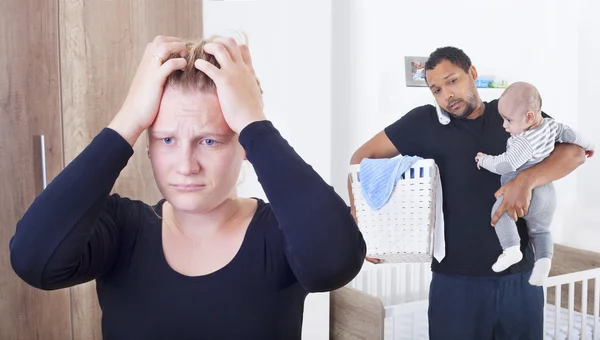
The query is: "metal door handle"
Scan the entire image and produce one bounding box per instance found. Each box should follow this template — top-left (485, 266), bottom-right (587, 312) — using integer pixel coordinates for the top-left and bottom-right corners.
top-left (34, 135), bottom-right (47, 192)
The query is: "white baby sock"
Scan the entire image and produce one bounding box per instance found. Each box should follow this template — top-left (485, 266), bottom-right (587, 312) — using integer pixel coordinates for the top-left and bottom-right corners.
top-left (492, 246), bottom-right (523, 272)
top-left (529, 258), bottom-right (552, 286)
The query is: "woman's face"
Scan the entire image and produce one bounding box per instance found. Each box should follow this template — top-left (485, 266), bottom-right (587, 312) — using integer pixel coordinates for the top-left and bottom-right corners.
top-left (148, 85), bottom-right (244, 213)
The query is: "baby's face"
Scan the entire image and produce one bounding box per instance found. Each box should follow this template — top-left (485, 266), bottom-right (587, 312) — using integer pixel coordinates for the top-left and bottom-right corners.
top-left (498, 97), bottom-right (534, 136)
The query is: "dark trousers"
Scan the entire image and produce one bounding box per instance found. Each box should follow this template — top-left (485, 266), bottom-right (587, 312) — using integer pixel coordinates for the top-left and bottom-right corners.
top-left (428, 270), bottom-right (544, 340)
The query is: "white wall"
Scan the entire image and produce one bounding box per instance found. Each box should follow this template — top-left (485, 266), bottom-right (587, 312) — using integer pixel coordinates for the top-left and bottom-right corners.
top-left (330, 0), bottom-right (594, 246)
top-left (203, 1), bottom-right (332, 339)
top-left (561, 0), bottom-right (600, 252)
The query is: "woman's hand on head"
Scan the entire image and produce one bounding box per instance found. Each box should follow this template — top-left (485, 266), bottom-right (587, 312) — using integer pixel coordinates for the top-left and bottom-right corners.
top-left (108, 35), bottom-right (188, 146)
top-left (194, 37), bottom-right (266, 135)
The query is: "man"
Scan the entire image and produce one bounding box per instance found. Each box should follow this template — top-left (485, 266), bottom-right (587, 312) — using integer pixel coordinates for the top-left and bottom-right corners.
top-left (348, 46), bottom-right (586, 339)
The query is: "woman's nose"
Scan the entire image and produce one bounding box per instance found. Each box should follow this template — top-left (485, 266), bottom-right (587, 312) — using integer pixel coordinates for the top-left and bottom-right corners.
top-left (176, 148), bottom-right (200, 175)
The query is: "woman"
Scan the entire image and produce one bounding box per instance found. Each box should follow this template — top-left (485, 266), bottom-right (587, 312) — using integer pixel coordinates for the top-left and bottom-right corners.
top-left (10, 35), bottom-right (366, 339)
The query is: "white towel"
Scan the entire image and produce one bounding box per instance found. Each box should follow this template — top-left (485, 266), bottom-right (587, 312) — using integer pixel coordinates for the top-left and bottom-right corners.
top-left (359, 155), bottom-right (423, 210)
top-left (433, 169), bottom-right (445, 262)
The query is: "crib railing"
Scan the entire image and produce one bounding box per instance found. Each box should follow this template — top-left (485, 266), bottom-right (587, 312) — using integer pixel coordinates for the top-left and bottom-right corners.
top-left (544, 268), bottom-right (600, 340)
top-left (347, 262), bottom-right (432, 308)
top-left (345, 263), bottom-right (600, 340)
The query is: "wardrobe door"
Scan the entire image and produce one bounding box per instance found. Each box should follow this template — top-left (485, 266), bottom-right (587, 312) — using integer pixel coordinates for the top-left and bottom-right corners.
top-left (58, 1), bottom-right (203, 338)
top-left (0, 0), bottom-right (72, 339)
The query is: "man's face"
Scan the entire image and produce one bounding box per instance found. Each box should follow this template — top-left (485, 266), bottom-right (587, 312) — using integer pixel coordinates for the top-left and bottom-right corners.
top-left (426, 59), bottom-right (480, 119)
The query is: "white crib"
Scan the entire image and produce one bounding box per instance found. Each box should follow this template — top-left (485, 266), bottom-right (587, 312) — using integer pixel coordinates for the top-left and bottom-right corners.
top-left (331, 262), bottom-right (600, 340)
top-left (334, 159), bottom-right (600, 339)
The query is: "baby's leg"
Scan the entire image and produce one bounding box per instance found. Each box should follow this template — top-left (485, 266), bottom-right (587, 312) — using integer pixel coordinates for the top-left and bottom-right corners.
top-left (525, 183), bottom-right (557, 286)
top-left (492, 196), bottom-right (523, 272)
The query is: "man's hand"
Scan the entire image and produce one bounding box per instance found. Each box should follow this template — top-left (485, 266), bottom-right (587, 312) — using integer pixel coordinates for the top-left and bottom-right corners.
top-left (585, 148), bottom-right (594, 158)
top-left (491, 174), bottom-right (534, 226)
top-left (351, 205), bottom-right (383, 264)
top-left (366, 256), bottom-right (383, 264)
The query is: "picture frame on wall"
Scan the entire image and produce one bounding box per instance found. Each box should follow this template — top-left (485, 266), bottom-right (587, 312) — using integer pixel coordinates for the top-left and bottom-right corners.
top-left (404, 56), bottom-right (428, 87)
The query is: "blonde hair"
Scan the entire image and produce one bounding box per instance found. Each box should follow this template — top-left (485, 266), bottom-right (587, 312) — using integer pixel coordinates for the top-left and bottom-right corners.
top-left (165, 34), bottom-right (262, 93)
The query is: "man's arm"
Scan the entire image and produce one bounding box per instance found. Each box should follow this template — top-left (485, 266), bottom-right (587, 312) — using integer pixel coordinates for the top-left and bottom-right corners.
top-left (491, 143), bottom-right (586, 225)
top-left (348, 106), bottom-right (430, 209)
top-left (520, 143), bottom-right (586, 188)
top-left (347, 131), bottom-right (400, 264)
top-left (347, 106), bottom-right (430, 262)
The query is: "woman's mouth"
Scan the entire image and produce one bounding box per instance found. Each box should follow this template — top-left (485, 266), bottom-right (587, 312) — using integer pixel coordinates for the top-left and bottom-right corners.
top-left (171, 184), bottom-right (205, 192)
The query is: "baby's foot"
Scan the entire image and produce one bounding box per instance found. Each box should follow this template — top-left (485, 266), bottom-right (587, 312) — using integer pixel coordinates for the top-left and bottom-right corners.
top-left (529, 258), bottom-right (552, 286)
top-left (492, 246), bottom-right (523, 272)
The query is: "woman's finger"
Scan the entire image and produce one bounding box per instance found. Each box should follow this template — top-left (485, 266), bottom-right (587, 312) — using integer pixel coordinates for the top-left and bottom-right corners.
top-left (212, 37), bottom-right (242, 63)
top-left (203, 42), bottom-right (233, 68)
top-left (239, 44), bottom-right (254, 71)
top-left (152, 41), bottom-right (189, 63)
top-left (151, 35), bottom-right (183, 44)
top-left (158, 58), bottom-right (187, 79)
top-left (194, 59), bottom-right (220, 81)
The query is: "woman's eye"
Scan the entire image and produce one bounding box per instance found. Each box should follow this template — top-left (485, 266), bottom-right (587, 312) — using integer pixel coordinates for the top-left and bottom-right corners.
top-left (202, 139), bottom-right (217, 146)
top-left (162, 137), bottom-right (174, 145)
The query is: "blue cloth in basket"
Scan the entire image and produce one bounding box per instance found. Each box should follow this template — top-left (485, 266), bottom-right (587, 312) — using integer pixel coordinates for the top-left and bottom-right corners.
top-left (359, 155), bottom-right (422, 210)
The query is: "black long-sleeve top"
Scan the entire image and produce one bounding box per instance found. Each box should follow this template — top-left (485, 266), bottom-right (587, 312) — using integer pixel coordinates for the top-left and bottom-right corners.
top-left (10, 120), bottom-right (366, 340)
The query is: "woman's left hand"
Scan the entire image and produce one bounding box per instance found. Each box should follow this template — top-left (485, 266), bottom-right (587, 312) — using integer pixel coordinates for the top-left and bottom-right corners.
top-left (194, 37), bottom-right (266, 134)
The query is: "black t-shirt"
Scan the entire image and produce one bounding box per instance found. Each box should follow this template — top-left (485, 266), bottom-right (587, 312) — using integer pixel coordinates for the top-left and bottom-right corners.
top-left (385, 99), bottom-right (537, 277)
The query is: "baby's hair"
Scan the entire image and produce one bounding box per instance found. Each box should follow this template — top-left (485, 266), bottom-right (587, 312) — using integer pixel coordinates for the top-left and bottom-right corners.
top-left (165, 33), bottom-right (262, 94)
top-left (500, 81), bottom-right (542, 116)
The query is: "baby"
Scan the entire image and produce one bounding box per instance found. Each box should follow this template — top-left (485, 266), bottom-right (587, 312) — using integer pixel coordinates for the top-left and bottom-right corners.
top-left (475, 81), bottom-right (594, 286)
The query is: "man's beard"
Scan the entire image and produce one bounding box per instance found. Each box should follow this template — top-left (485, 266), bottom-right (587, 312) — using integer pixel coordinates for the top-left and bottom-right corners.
top-left (448, 92), bottom-right (478, 120)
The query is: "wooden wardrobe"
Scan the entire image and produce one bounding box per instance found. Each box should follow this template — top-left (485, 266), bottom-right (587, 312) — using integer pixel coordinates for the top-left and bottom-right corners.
top-left (0, 0), bottom-right (203, 338)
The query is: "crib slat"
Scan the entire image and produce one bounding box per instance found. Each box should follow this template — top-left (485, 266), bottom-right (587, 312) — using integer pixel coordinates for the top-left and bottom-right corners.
top-left (581, 279), bottom-right (588, 340)
top-left (568, 282), bottom-right (574, 340)
top-left (594, 277), bottom-right (599, 340)
top-left (556, 284), bottom-right (562, 339)
top-left (400, 265), bottom-right (407, 303)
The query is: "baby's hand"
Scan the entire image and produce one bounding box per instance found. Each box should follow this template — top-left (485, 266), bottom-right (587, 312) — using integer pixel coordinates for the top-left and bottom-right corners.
top-left (475, 152), bottom-right (487, 169)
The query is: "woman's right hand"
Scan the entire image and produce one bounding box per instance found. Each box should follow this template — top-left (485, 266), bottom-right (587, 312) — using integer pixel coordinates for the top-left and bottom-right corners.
top-left (108, 35), bottom-right (188, 146)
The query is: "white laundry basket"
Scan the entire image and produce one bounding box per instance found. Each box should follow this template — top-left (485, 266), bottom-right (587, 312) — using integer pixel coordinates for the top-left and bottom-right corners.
top-left (349, 159), bottom-right (439, 263)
